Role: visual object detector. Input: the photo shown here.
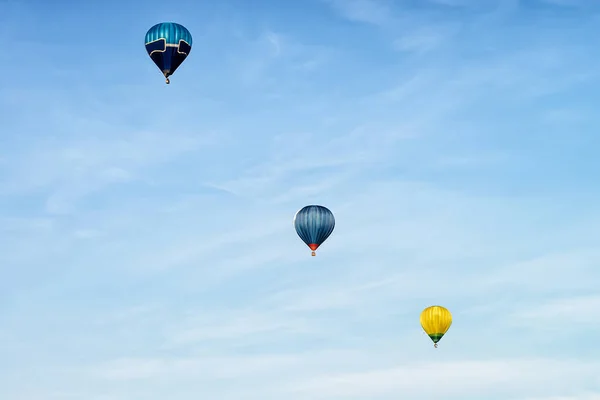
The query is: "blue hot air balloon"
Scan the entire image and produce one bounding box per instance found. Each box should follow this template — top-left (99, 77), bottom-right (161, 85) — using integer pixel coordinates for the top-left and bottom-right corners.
top-left (145, 22), bottom-right (192, 84)
top-left (294, 205), bottom-right (335, 256)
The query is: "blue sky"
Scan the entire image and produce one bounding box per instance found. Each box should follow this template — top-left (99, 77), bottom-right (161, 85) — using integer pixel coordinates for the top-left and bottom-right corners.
top-left (1, 0), bottom-right (600, 398)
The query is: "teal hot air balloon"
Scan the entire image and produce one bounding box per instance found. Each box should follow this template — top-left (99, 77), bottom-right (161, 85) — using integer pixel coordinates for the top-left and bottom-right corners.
top-left (145, 22), bottom-right (192, 84)
top-left (294, 205), bottom-right (335, 256)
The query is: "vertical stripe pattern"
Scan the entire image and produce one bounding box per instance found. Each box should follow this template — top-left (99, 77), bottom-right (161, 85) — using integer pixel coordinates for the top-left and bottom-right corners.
top-left (145, 22), bottom-right (193, 46)
top-left (293, 205), bottom-right (335, 250)
top-left (420, 305), bottom-right (453, 344)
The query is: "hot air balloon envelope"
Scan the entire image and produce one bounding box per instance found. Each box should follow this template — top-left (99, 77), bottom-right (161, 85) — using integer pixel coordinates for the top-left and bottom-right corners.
top-left (145, 22), bottom-right (192, 84)
top-left (420, 305), bottom-right (452, 348)
top-left (294, 205), bottom-right (335, 256)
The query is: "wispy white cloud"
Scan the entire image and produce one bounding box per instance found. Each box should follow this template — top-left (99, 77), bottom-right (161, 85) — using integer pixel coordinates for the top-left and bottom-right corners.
top-left (164, 308), bottom-right (316, 347)
top-left (538, 0), bottom-right (590, 7)
top-left (323, 0), bottom-right (393, 26)
top-left (510, 295), bottom-right (600, 326)
top-left (44, 354), bottom-right (599, 399)
top-left (393, 24), bottom-right (460, 53)
top-left (281, 358), bottom-right (600, 398)
top-left (0, 130), bottom-right (221, 214)
top-left (219, 28), bottom-right (334, 88)
top-left (521, 395), bottom-right (600, 400)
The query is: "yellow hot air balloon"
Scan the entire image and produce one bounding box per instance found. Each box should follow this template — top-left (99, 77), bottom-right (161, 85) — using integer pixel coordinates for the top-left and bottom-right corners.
top-left (420, 305), bottom-right (452, 348)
